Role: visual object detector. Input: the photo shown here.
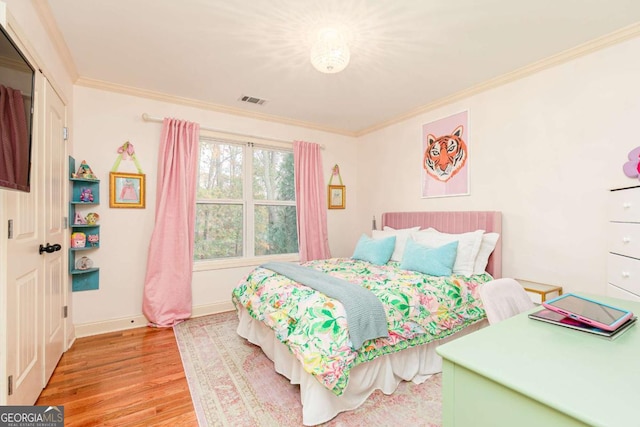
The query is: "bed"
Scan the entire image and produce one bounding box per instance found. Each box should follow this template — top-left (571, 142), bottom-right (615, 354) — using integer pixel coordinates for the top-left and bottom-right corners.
top-left (232, 211), bottom-right (502, 425)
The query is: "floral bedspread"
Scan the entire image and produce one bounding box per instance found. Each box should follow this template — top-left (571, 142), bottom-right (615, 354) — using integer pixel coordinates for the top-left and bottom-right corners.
top-left (231, 257), bottom-right (492, 396)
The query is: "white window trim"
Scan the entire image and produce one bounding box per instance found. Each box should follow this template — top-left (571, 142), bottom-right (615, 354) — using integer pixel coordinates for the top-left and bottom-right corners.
top-left (200, 128), bottom-right (293, 151)
top-left (193, 253), bottom-right (300, 271)
top-left (195, 131), bottom-right (299, 271)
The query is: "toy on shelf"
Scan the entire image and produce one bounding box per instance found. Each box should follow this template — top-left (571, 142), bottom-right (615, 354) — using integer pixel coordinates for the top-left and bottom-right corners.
top-left (74, 212), bottom-right (86, 225)
top-left (72, 160), bottom-right (97, 180)
top-left (85, 212), bottom-right (100, 225)
top-left (87, 234), bottom-right (99, 247)
top-left (75, 256), bottom-right (94, 270)
top-left (68, 156), bottom-right (101, 292)
top-left (71, 232), bottom-right (86, 248)
top-left (79, 187), bottom-right (94, 202)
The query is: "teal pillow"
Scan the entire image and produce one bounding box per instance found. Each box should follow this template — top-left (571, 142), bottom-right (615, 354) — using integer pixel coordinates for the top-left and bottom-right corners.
top-left (352, 234), bottom-right (396, 265)
top-left (400, 239), bottom-right (458, 276)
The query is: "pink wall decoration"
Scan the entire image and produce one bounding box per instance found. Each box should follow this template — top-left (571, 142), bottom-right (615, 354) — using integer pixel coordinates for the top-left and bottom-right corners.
top-left (623, 146), bottom-right (640, 179)
top-left (421, 110), bottom-right (469, 198)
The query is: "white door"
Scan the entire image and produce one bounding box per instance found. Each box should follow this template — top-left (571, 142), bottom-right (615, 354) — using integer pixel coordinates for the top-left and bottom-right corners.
top-left (5, 78), bottom-right (67, 404)
top-left (5, 186), bottom-right (41, 405)
top-left (42, 82), bottom-right (66, 383)
top-left (5, 103), bottom-right (43, 405)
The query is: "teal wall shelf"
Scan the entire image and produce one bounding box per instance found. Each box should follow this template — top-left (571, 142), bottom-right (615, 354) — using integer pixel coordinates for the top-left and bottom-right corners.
top-left (69, 156), bottom-right (101, 292)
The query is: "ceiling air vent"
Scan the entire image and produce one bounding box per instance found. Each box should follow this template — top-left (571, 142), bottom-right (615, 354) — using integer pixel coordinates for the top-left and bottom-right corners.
top-left (239, 95), bottom-right (268, 106)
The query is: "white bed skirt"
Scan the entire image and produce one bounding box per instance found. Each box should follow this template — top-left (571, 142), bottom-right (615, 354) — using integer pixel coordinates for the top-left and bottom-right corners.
top-left (236, 305), bottom-right (486, 425)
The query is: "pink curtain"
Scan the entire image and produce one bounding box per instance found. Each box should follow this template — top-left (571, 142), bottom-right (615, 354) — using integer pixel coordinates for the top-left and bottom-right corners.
top-left (0, 85), bottom-right (29, 190)
top-left (143, 118), bottom-right (200, 327)
top-left (293, 140), bottom-right (331, 262)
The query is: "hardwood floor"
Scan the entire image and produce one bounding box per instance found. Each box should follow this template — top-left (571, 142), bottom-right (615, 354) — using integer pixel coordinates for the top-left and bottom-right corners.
top-left (36, 326), bottom-right (198, 426)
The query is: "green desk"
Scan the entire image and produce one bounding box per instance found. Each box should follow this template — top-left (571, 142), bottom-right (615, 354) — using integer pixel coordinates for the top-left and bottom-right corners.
top-left (436, 295), bottom-right (640, 427)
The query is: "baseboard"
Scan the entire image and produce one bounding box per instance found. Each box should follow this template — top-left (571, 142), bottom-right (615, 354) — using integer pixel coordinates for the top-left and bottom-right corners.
top-left (191, 301), bottom-right (235, 318)
top-left (73, 301), bottom-right (235, 338)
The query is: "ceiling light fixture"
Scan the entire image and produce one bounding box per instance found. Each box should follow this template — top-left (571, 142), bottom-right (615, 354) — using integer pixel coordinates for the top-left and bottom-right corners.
top-left (310, 27), bottom-right (350, 74)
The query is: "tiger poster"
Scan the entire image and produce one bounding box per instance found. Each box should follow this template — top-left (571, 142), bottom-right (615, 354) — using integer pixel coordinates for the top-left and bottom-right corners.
top-left (421, 110), bottom-right (469, 198)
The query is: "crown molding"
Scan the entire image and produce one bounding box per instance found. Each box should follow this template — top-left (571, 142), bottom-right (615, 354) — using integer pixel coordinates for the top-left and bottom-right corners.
top-left (356, 22), bottom-right (640, 136)
top-left (75, 77), bottom-right (357, 137)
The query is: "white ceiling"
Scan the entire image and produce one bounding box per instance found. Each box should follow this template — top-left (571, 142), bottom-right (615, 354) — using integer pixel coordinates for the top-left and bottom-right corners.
top-left (43, 0), bottom-right (640, 135)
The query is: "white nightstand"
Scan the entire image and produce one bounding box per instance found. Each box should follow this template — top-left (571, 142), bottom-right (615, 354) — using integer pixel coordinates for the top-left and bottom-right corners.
top-left (516, 279), bottom-right (563, 304)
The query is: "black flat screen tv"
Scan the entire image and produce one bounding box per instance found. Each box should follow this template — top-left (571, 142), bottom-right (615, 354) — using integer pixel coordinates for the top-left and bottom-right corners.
top-left (0, 21), bottom-right (35, 192)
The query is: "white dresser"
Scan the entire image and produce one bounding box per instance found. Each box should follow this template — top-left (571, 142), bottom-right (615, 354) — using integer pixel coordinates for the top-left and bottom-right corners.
top-left (608, 185), bottom-right (640, 301)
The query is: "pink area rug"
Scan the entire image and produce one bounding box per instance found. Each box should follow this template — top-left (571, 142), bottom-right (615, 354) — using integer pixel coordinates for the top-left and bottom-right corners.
top-left (174, 311), bottom-right (442, 426)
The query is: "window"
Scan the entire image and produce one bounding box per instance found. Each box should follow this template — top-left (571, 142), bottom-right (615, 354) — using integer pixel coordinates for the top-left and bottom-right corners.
top-left (194, 137), bottom-right (298, 263)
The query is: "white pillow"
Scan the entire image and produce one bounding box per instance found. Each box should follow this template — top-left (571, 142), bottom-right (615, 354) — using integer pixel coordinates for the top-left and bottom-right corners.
top-left (372, 226), bottom-right (420, 262)
top-left (473, 232), bottom-right (500, 274)
top-left (413, 228), bottom-right (484, 276)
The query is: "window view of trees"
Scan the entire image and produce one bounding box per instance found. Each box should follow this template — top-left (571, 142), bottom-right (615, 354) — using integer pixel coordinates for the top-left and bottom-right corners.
top-left (253, 149), bottom-right (298, 255)
top-left (194, 138), bottom-right (298, 261)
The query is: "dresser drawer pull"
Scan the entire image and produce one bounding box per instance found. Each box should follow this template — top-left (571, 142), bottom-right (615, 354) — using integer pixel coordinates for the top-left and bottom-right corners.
top-left (623, 202), bottom-right (632, 209)
top-left (623, 237), bottom-right (632, 244)
top-left (622, 271), bottom-right (631, 278)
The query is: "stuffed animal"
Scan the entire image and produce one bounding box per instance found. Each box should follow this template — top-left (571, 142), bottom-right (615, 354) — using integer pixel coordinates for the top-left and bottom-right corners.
top-left (80, 188), bottom-right (94, 203)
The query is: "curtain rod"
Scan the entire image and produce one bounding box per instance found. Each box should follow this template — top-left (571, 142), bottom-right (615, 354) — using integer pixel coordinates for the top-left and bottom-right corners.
top-left (141, 113), bottom-right (323, 148)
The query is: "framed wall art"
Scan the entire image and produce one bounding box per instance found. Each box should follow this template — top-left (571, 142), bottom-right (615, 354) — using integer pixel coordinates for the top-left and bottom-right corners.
top-left (110, 172), bottom-right (145, 208)
top-left (328, 185), bottom-right (346, 209)
top-left (421, 110), bottom-right (470, 198)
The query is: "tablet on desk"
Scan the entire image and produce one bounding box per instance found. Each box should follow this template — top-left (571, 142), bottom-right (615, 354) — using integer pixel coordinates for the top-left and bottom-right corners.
top-left (542, 293), bottom-right (634, 331)
top-left (529, 308), bottom-right (637, 339)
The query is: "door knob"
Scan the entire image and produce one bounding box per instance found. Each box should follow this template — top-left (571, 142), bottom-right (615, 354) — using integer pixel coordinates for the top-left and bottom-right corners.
top-left (39, 243), bottom-right (61, 255)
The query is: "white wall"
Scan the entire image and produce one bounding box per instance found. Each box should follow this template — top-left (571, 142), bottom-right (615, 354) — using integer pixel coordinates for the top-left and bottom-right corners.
top-left (71, 87), bottom-right (362, 329)
top-left (356, 35), bottom-right (640, 295)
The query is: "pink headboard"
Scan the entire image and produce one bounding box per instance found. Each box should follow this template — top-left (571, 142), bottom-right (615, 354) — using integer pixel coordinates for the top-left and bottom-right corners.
top-left (381, 211), bottom-right (502, 278)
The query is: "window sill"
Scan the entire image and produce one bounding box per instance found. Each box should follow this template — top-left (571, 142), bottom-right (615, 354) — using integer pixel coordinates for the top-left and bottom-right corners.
top-left (193, 254), bottom-right (300, 272)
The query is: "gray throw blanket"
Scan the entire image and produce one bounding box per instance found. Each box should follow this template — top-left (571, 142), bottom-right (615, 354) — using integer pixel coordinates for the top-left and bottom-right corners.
top-left (260, 262), bottom-right (389, 350)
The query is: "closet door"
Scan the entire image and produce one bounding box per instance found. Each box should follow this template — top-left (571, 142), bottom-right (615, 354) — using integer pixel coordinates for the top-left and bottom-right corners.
top-left (5, 79), bottom-right (43, 404)
top-left (42, 81), bottom-right (66, 383)
top-left (5, 77), bottom-right (67, 404)
top-left (5, 189), bottom-right (41, 405)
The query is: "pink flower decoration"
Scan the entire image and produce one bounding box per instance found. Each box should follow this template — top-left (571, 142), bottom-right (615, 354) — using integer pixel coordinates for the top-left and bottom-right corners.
top-left (623, 146), bottom-right (640, 178)
top-left (117, 141), bottom-right (136, 160)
